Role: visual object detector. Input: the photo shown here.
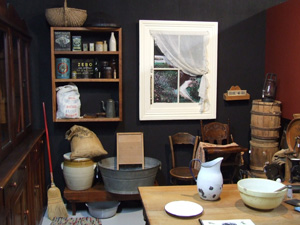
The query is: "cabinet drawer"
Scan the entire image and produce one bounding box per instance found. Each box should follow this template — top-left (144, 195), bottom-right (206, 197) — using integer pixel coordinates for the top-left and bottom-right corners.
top-left (31, 144), bottom-right (41, 161)
top-left (4, 160), bottom-right (28, 205)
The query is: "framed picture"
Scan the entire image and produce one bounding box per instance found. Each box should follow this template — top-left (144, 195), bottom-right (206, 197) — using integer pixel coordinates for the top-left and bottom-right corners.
top-left (139, 20), bottom-right (218, 120)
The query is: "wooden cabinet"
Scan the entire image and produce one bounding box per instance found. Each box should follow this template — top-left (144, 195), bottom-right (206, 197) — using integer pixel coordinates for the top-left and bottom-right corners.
top-left (0, 131), bottom-right (45, 225)
top-left (50, 27), bottom-right (123, 122)
top-left (0, 1), bottom-right (46, 225)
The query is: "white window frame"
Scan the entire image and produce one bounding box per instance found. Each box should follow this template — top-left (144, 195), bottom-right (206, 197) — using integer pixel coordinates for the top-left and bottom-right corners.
top-left (139, 20), bottom-right (218, 121)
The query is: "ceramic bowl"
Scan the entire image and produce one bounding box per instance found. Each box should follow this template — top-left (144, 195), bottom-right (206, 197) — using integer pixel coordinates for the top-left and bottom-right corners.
top-left (62, 152), bottom-right (96, 191)
top-left (237, 178), bottom-right (287, 210)
top-left (86, 201), bottom-right (120, 219)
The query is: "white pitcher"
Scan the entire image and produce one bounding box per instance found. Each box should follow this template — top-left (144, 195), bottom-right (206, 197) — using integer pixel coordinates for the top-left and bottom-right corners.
top-left (190, 157), bottom-right (223, 201)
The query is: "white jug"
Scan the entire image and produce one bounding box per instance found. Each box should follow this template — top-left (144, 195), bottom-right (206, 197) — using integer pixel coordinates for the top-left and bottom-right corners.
top-left (190, 157), bottom-right (223, 201)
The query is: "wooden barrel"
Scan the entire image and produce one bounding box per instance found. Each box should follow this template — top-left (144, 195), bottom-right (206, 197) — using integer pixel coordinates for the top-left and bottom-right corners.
top-left (250, 170), bottom-right (267, 178)
top-left (249, 138), bottom-right (279, 173)
top-left (250, 99), bottom-right (281, 140)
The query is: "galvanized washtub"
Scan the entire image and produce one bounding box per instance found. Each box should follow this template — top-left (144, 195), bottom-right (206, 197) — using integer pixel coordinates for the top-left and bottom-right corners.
top-left (98, 157), bottom-right (161, 194)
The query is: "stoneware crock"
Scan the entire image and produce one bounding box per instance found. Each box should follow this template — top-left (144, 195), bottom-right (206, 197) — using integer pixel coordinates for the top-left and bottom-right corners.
top-left (61, 152), bottom-right (96, 191)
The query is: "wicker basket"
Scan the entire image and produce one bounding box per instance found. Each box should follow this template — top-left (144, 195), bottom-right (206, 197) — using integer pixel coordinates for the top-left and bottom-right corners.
top-left (45, 0), bottom-right (87, 27)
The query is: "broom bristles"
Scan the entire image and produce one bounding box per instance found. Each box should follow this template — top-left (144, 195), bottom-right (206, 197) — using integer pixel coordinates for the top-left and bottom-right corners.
top-left (47, 184), bottom-right (68, 220)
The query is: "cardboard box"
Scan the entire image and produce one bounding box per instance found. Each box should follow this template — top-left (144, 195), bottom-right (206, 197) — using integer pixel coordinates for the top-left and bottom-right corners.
top-left (54, 32), bottom-right (71, 51)
top-left (71, 59), bottom-right (94, 78)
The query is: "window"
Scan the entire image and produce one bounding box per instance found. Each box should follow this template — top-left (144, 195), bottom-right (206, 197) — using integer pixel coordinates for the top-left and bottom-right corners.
top-left (139, 20), bottom-right (218, 120)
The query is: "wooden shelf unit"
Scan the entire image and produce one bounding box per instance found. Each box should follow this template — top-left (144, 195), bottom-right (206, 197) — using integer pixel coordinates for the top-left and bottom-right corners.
top-left (223, 93), bottom-right (250, 101)
top-left (50, 27), bottom-right (123, 122)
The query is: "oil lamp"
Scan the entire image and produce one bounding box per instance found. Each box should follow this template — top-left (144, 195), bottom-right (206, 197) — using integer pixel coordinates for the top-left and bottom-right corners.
top-left (262, 73), bottom-right (277, 102)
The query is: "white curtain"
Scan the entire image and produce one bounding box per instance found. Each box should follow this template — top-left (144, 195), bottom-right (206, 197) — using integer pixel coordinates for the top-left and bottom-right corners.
top-left (151, 30), bottom-right (210, 112)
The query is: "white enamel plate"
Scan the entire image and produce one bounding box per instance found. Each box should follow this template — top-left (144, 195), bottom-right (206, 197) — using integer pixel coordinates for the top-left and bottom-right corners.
top-left (165, 201), bottom-right (203, 217)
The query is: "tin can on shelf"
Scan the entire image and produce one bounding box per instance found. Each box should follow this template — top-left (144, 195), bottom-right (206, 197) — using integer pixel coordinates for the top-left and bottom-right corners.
top-left (82, 43), bottom-right (88, 51)
top-left (71, 71), bottom-right (77, 79)
top-left (56, 58), bottom-right (70, 79)
top-left (96, 41), bottom-right (103, 51)
top-left (89, 43), bottom-right (95, 51)
top-left (72, 36), bottom-right (82, 51)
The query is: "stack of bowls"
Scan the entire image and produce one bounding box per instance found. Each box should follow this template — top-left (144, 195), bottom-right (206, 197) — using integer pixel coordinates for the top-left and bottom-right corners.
top-left (62, 152), bottom-right (96, 190)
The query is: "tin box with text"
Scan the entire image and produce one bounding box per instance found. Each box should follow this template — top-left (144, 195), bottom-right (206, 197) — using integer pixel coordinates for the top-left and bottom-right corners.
top-left (54, 32), bottom-right (71, 51)
top-left (71, 59), bottom-right (94, 78)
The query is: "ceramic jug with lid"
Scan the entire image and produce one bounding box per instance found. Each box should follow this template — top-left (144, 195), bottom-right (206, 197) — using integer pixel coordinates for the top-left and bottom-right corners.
top-left (189, 157), bottom-right (223, 201)
top-left (101, 99), bottom-right (116, 118)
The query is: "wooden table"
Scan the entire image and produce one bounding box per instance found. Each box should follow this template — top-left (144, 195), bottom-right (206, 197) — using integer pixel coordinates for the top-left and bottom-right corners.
top-left (138, 184), bottom-right (300, 225)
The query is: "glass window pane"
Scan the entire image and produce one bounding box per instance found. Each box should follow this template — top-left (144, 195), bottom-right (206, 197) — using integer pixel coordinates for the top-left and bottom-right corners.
top-left (154, 43), bottom-right (174, 68)
top-left (13, 36), bottom-right (22, 135)
top-left (153, 70), bottom-right (178, 103)
top-left (0, 30), bottom-right (9, 147)
top-left (21, 42), bottom-right (30, 127)
top-left (179, 74), bottom-right (201, 103)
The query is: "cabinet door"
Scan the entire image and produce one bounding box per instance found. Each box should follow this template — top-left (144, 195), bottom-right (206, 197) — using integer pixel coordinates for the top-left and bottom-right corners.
top-left (29, 139), bottom-right (46, 225)
top-left (0, 190), bottom-right (9, 225)
top-left (0, 26), bottom-right (12, 161)
top-left (10, 184), bottom-right (29, 225)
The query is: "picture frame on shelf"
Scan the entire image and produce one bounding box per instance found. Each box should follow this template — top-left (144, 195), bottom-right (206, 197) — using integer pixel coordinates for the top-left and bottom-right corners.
top-left (139, 20), bottom-right (218, 121)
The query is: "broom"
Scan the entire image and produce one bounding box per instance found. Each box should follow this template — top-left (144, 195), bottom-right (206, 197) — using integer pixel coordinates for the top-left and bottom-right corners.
top-left (43, 102), bottom-right (68, 220)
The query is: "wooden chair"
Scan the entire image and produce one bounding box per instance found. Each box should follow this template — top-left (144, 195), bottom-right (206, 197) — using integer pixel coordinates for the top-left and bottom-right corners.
top-left (169, 132), bottom-right (199, 184)
top-left (200, 120), bottom-right (248, 183)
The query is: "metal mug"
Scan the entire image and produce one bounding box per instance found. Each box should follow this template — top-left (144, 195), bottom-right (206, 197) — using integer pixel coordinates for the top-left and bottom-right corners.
top-left (101, 99), bottom-right (116, 118)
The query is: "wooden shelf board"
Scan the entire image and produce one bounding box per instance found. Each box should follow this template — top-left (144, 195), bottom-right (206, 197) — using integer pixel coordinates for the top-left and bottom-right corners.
top-left (54, 51), bottom-right (119, 55)
top-left (55, 78), bottom-right (120, 82)
top-left (54, 117), bottom-right (122, 122)
top-left (223, 93), bottom-right (250, 101)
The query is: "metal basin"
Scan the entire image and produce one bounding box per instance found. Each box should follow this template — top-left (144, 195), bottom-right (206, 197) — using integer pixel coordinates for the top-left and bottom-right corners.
top-left (98, 157), bottom-right (161, 194)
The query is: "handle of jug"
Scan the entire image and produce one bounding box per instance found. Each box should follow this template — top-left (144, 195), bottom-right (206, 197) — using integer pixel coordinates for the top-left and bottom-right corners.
top-left (189, 159), bottom-right (201, 182)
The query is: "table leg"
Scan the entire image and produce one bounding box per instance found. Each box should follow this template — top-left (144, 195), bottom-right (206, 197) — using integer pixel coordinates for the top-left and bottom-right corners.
top-left (142, 207), bottom-right (149, 225)
top-left (71, 202), bottom-right (76, 215)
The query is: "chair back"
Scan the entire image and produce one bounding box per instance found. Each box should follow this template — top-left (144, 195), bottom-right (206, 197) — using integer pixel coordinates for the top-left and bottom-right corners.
top-left (200, 121), bottom-right (230, 145)
top-left (169, 132), bottom-right (199, 168)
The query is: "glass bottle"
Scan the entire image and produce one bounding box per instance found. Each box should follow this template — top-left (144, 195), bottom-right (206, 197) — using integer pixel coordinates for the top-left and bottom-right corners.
top-left (109, 32), bottom-right (116, 51)
top-left (103, 40), bottom-right (108, 51)
top-left (110, 58), bottom-right (117, 79)
top-left (94, 58), bottom-right (101, 78)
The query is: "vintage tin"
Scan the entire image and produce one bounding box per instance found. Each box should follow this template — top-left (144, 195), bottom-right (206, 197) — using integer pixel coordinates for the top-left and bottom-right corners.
top-left (71, 59), bottom-right (94, 78)
top-left (54, 31), bottom-right (71, 51)
top-left (82, 43), bottom-right (88, 51)
top-left (72, 36), bottom-right (82, 51)
top-left (89, 43), bottom-right (95, 51)
top-left (96, 41), bottom-right (103, 51)
top-left (56, 58), bottom-right (70, 79)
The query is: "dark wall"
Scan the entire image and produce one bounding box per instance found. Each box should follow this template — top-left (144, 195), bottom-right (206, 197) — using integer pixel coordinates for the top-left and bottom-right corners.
top-left (7, 0), bottom-right (285, 190)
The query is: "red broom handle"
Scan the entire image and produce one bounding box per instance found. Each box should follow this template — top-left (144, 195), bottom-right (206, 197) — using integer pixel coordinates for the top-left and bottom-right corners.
top-left (42, 102), bottom-right (54, 184)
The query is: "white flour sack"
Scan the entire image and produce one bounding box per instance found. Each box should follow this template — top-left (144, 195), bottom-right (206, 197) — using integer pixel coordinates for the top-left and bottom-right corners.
top-left (56, 83), bottom-right (81, 119)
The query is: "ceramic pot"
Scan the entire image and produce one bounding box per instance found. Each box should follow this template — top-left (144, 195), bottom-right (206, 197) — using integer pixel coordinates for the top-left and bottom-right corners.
top-left (61, 152), bottom-right (96, 191)
top-left (190, 157), bottom-right (223, 201)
